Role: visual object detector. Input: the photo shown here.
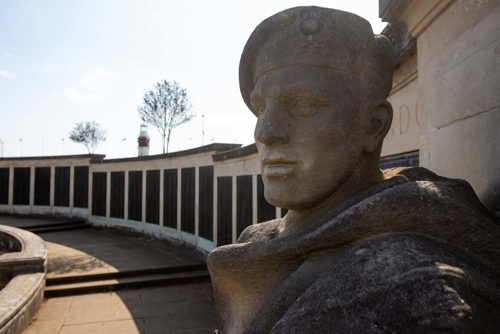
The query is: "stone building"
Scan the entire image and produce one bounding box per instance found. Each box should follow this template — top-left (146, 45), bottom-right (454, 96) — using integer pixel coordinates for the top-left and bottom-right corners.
top-left (379, 0), bottom-right (500, 213)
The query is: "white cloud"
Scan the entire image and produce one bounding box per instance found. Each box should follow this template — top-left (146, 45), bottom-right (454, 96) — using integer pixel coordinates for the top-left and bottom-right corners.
top-left (63, 86), bottom-right (87, 102)
top-left (0, 70), bottom-right (16, 79)
top-left (63, 68), bottom-right (113, 102)
top-left (42, 64), bottom-right (57, 73)
top-left (0, 53), bottom-right (13, 64)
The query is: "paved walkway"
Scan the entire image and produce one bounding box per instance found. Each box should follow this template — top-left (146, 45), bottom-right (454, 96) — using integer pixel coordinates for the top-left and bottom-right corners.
top-left (0, 216), bottom-right (217, 334)
top-left (24, 283), bottom-right (216, 334)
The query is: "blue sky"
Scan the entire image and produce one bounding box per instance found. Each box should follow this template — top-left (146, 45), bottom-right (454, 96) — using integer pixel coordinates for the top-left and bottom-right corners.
top-left (0, 0), bottom-right (386, 158)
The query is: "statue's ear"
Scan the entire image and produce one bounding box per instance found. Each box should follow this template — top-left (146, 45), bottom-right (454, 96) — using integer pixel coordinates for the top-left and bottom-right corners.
top-left (361, 99), bottom-right (393, 153)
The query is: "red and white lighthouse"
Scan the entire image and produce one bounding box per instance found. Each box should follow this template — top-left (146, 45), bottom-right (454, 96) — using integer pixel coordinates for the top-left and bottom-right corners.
top-left (137, 124), bottom-right (150, 157)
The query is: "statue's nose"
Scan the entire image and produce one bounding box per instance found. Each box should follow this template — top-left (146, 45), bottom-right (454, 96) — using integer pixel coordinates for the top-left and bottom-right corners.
top-left (254, 103), bottom-right (289, 146)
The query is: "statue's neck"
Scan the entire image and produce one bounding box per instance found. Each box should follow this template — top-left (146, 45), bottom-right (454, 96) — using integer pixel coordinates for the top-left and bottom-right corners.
top-left (278, 167), bottom-right (384, 238)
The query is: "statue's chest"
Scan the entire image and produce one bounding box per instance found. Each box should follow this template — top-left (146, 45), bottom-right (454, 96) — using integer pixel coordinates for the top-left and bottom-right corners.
top-left (209, 245), bottom-right (303, 333)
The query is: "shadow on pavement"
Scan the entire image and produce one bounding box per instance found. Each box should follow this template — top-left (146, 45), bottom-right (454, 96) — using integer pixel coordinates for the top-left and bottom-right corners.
top-left (1, 216), bottom-right (217, 334)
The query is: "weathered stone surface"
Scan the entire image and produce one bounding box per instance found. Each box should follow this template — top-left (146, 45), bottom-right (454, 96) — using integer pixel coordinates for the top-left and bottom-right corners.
top-left (208, 5), bottom-right (500, 334)
top-left (210, 168), bottom-right (500, 332)
top-left (0, 224), bottom-right (47, 334)
top-left (273, 234), bottom-right (499, 333)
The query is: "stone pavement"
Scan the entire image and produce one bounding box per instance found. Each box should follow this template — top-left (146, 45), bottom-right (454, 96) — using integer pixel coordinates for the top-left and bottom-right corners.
top-left (24, 283), bottom-right (216, 334)
top-left (43, 226), bottom-right (204, 279)
top-left (0, 216), bottom-right (204, 278)
top-left (0, 216), bottom-right (217, 334)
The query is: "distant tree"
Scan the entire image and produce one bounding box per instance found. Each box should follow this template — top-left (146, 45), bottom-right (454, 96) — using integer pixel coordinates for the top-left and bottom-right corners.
top-left (138, 80), bottom-right (194, 153)
top-left (69, 121), bottom-right (106, 154)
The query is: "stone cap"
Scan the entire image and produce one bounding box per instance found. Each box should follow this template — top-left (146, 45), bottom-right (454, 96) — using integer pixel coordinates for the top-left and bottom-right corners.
top-left (212, 144), bottom-right (257, 162)
top-left (99, 143), bottom-right (241, 163)
top-left (240, 6), bottom-right (394, 114)
top-left (0, 225), bottom-right (47, 274)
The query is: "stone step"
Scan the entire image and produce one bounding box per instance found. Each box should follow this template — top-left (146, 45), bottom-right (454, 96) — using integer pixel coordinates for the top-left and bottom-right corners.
top-left (46, 263), bottom-right (208, 285)
top-left (44, 269), bottom-right (211, 298)
top-left (27, 222), bottom-right (91, 234)
top-left (17, 220), bottom-right (86, 230)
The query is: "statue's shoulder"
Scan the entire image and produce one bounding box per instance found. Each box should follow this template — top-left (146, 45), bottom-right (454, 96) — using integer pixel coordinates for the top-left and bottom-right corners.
top-left (384, 166), bottom-right (467, 184)
top-left (382, 166), bottom-right (492, 216)
top-left (384, 166), bottom-right (482, 194)
top-left (237, 219), bottom-right (281, 243)
top-left (273, 233), bottom-right (500, 333)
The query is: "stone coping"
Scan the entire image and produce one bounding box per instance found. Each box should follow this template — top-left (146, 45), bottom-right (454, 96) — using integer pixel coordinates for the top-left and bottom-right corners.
top-left (0, 225), bottom-right (47, 274)
top-left (0, 230), bottom-right (22, 253)
top-left (0, 225), bottom-right (47, 334)
top-left (212, 143), bottom-right (257, 162)
top-left (0, 273), bottom-right (45, 334)
top-left (99, 143), bottom-right (241, 163)
top-left (0, 154), bottom-right (104, 162)
top-left (0, 143), bottom-right (244, 164)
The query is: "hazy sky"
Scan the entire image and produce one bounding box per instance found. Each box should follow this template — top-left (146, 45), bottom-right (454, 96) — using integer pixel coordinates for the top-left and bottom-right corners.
top-left (0, 0), bottom-right (386, 158)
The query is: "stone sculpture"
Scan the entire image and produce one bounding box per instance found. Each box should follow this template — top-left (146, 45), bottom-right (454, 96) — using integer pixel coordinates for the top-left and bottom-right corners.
top-left (208, 6), bottom-right (500, 333)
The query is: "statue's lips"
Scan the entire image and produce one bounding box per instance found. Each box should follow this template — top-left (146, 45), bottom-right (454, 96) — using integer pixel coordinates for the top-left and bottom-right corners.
top-left (262, 159), bottom-right (296, 178)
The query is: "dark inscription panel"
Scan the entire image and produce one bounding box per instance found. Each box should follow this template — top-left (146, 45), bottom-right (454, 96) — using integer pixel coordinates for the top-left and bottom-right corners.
top-left (92, 172), bottom-right (107, 216)
top-left (54, 166), bottom-right (70, 207)
top-left (217, 176), bottom-right (232, 246)
top-left (146, 170), bottom-right (160, 224)
top-left (74, 166), bottom-right (89, 208)
top-left (257, 175), bottom-right (276, 223)
top-left (128, 171), bottom-right (143, 221)
top-left (199, 166), bottom-right (214, 240)
top-left (13, 167), bottom-right (30, 205)
top-left (380, 151), bottom-right (419, 169)
top-left (181, 167), bottom-right (195, 234)
top-left (110, 171), bottom-right (125, 219)
top-left (34, 167), bottom-right (50, 206)
top-left (237, 175), bottom-right (253, 237)
top-left (163, 169), bottom-right (177, 229)
top-left (0, 168), bottom-right (9, 204)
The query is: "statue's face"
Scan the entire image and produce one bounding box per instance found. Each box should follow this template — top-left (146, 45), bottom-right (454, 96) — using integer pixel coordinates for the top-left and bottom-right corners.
top-left (252, 66), bottom-right (364, 210)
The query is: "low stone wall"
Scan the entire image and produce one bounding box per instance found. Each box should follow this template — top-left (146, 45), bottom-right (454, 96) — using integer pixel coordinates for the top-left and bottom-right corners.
top-left (0, 145), bottom-right (275, 252)
top-left (0, 230), bottom-right (22, 254)
top-left (0, 225), bottom-right (47, 334)
top-left (90, 215), bottom-right (215, 256)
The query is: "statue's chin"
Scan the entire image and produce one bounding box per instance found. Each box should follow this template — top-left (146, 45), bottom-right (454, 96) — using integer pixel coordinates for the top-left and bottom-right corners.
top-left (264, 187), bottom-right (313, 212)
top-left (263, 189), bottom-right (292, 210)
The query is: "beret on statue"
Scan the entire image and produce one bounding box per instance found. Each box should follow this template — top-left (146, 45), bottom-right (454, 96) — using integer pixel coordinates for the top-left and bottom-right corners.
top-left (239, 6), bottom-right (394, 114)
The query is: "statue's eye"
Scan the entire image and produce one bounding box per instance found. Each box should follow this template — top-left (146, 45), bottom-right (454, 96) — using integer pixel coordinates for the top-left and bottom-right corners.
top-left (286, 94), bottom-right (329, 117)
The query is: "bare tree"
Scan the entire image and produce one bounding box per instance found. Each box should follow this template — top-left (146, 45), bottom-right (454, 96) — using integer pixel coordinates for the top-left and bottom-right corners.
top-left (138, 80), bottom-right (194, 153)
top-left (69, 121), bottom-right (106, 154)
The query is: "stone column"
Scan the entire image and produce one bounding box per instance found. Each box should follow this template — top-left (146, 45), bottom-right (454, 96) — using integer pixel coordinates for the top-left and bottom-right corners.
top-left (69, 166), bottom-right (75, 209)
top-left (49, 166), bottom-right (55, 208)
top-left (213, 174), bottom-right (218, 246)
top-left (29, 166), bottom-right (35, 207)
top-left (252, 174), bottom-right (258, 225)
top-left (177, 169), bottom-right (182, 230)
top-left (7, 166), bottom-right (13, 206)
top-left (231, 175), bottom-right (237, 243)
top-left (195, 166), bottom-right (200, 237)
top-left (141, 170), bottom-right (146, 223)
top-left (106, 171), bottom-right (111, 218)
top-left (124, 170), bottom-right (129, 221)
top-left (159, 168), bottom-right (164, 227)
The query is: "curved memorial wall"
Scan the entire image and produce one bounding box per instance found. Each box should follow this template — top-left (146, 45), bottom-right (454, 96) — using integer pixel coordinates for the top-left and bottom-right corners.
top-left (0, 143), bottom-right (419, 254)
top-left (0, 144), bottom-right (282, 254)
